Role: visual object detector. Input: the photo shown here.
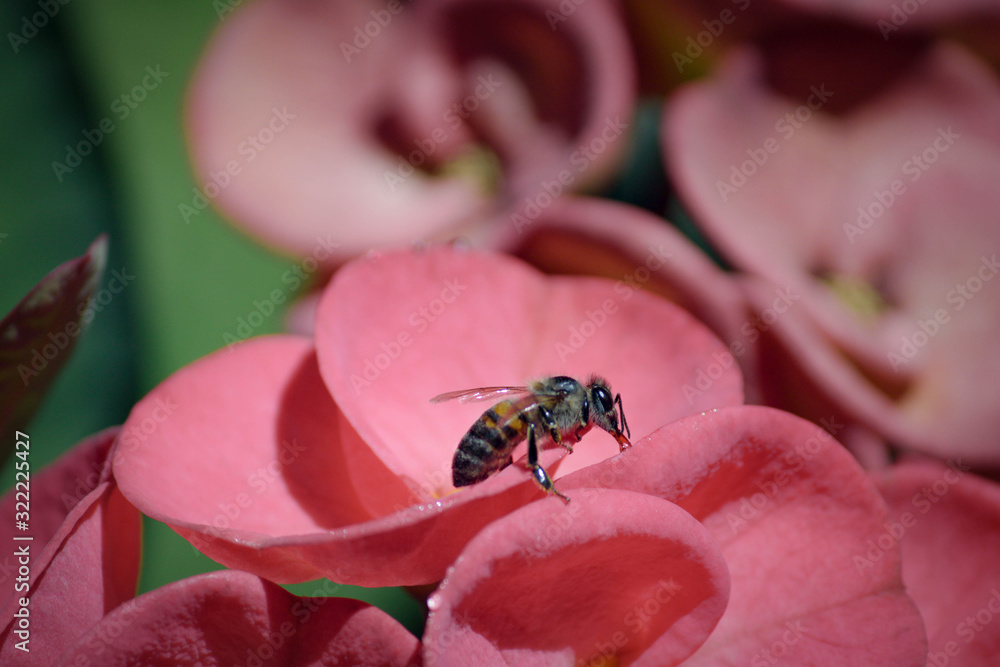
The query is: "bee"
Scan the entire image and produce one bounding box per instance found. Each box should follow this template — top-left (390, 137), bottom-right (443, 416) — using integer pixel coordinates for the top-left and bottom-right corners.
top-left (431, 375), bottom-right (630, 502)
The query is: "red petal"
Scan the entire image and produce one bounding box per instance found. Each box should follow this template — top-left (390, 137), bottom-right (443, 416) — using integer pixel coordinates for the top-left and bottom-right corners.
top-left (875, 460), bottom-right (1000, 665)
top-left (57, 570), bottom-right (420, 666)
top-left (562, 406), bottom-right (927, 663)
top-left (423, 488), bottom-right (729, 666)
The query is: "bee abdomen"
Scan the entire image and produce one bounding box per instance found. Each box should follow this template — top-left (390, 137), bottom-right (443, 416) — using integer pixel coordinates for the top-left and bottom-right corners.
top-left (452, 415), bottom-right (522, 487)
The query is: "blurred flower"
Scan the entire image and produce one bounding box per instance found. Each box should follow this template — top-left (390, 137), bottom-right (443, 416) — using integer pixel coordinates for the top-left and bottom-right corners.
top-left (662, 42), bottom-right (1000, 465)
top-left (111, 246), bottom-right (742, 587)
top-left (874, 459), bottom-right (1000, 667)
top-left (185, 0), bottom-right (636, 263)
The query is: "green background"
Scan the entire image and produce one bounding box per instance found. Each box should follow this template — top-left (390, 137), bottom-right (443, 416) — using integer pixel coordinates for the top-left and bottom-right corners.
top-left (0, 0), bottom-right (423, 633)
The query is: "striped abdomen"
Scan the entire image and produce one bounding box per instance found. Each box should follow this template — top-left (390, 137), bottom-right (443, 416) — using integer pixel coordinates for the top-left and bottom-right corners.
top-left (452, 400), bottom-right (529, 486)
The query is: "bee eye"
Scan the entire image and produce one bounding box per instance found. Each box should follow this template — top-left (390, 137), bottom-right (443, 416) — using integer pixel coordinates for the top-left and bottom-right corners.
top-left (593, 387), bottom-right (613, 413)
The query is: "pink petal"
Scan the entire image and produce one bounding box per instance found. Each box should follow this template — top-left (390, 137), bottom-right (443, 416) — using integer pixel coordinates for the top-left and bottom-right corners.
top-left (57, 570), bottom-right (420, 666)
top-left (315, 246), bottom-right (743, 497)
top-left (186, 0), bottom-right (634, 261)
top-left (0, 428), bottom-right (141, 665)
top-left (875, 460), bottom-right (1000, 666)
top-left (561, 406), bottom-right (927, 664)
top-left (112, 336), bottom-right (568, 586)
top-left (0, 427), bottom-right (116, 597)
top-left (664, 43), bottom-right (1000, 463)
top-left (423, 488), bottom-right (730, 666)
top-left (486, 195), bottom-right (758, 399)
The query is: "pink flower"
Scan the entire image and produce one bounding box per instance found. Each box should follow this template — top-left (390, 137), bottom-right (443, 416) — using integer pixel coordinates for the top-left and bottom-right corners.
top-left (0, 428), bottom-right (141, 665)
top-left (424, 407), bottom-right (927, 664)
top-left (874, 459), bottom-right (1000, 666)
top-left (112, 246), bottom-right (742, 586)
top-left (57, 570), bottom-right (420, 667)
top-left (663, 42), bottom-right (1000, 464)
top-left (185, 0), bottom-right (635, 262)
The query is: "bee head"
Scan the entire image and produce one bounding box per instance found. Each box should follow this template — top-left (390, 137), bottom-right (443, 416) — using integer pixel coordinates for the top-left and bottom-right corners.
top-left (587, 376), bottom-right (631, 447)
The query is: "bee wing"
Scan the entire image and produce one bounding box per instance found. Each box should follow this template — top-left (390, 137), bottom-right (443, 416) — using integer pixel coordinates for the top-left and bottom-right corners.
top-left (430, 386), bottom-right (531, 404)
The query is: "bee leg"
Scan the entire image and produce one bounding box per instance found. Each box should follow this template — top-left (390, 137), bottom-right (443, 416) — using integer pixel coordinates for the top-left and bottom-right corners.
top-left (527, 423), bottom-right (570, 503)
top-left (539, 405), bottom-right (573, 453)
